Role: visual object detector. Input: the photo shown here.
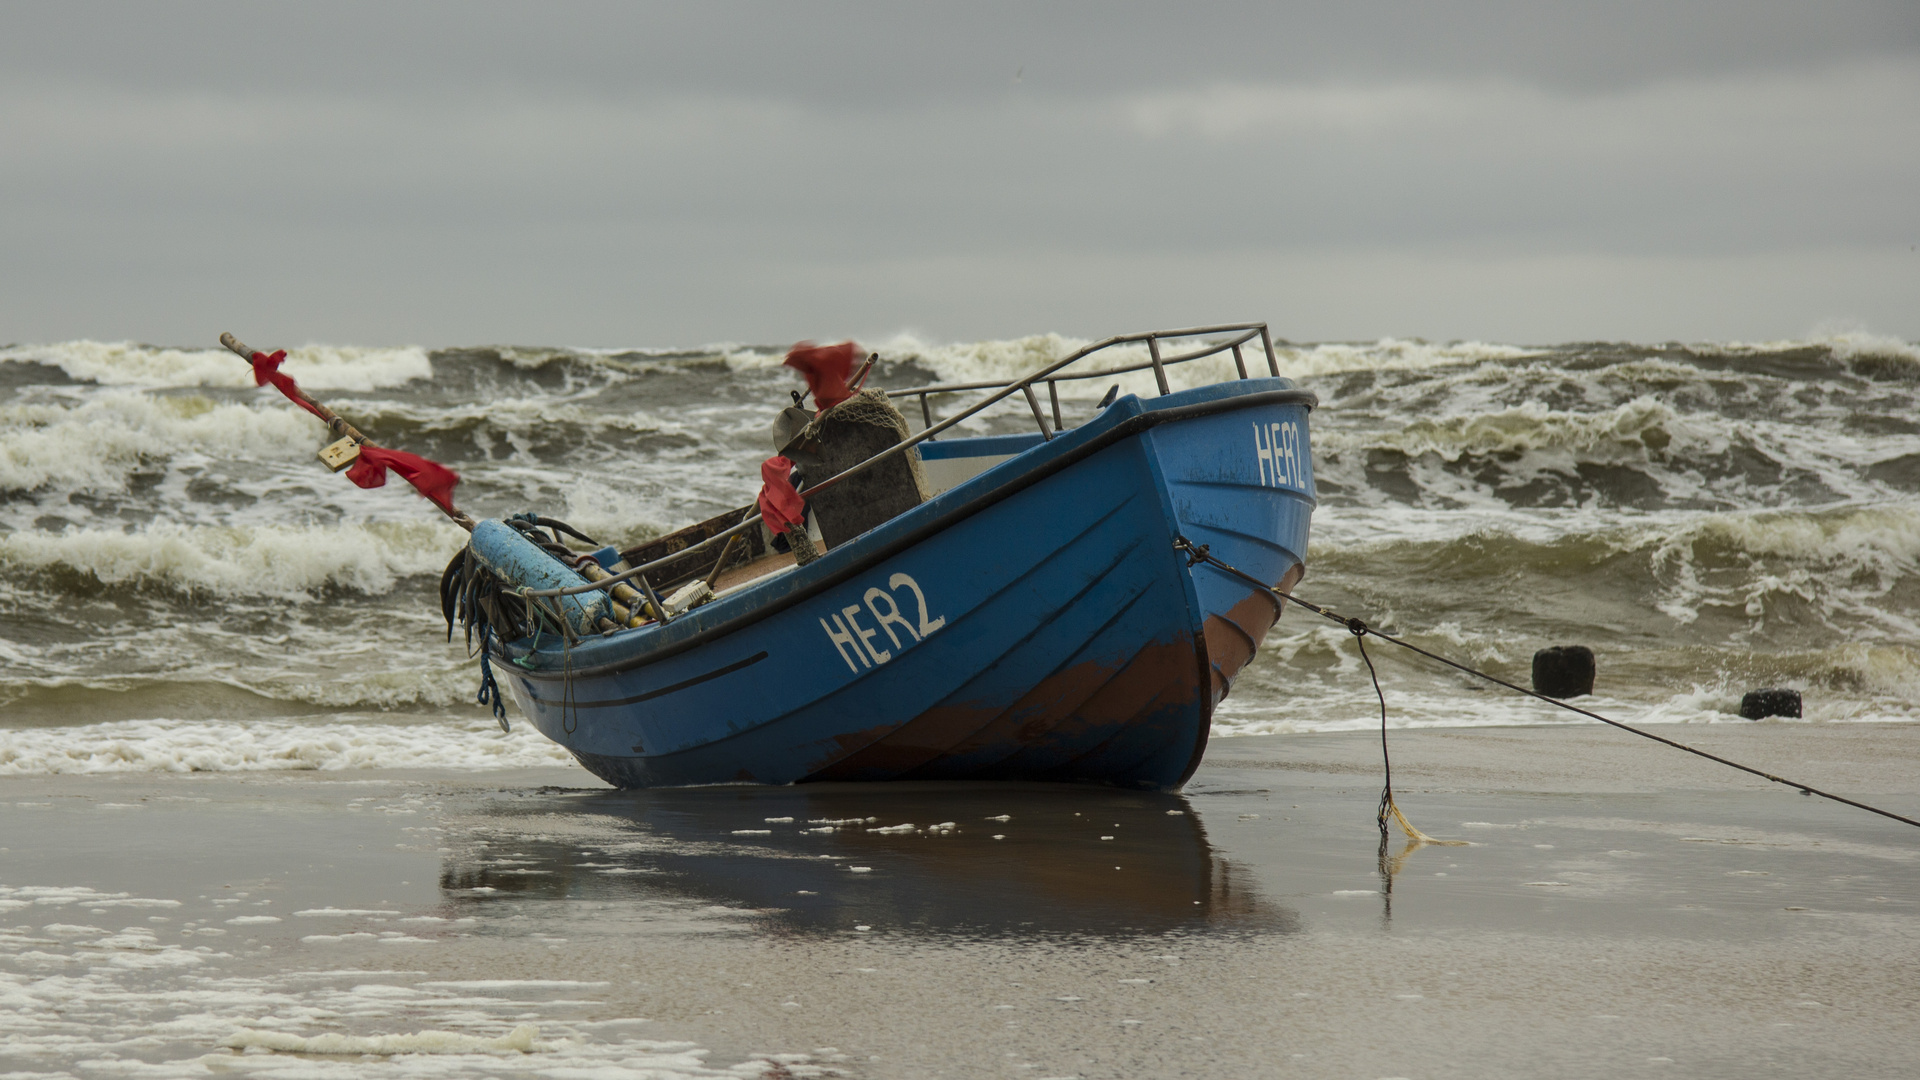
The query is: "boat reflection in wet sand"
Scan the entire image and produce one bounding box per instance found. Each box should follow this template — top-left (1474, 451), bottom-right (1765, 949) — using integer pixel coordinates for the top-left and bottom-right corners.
top-left (447, 323), bottom-right (1316, 792)
top-left (437, 783), bottom-right (1296, 938)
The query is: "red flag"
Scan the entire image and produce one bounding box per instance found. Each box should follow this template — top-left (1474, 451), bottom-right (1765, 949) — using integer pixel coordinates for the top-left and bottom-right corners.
top-left (784, 341), bottom-right (861, 414)
top-left (250, 350), bottom-right (462, 515)
top-left (248, 350), bottom-right (328, 421)
top-left (757, 455), bottom-right (806, 535)
top-left (345, 445), bottom-right (462, 516)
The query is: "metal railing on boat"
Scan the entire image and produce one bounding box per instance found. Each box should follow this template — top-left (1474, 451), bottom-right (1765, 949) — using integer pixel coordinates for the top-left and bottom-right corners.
top-left (885, 322), bottom-right (1279, 441)
top-left (519, 322), bottom-right (1285, 609)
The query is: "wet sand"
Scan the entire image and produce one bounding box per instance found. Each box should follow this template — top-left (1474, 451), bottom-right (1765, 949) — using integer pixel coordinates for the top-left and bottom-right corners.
top-left (4, 722), bottom-right (1918, 1079)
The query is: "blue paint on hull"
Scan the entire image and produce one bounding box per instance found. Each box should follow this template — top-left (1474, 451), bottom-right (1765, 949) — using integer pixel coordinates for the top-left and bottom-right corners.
top-left (493, 378), bottom-right (1316, 791)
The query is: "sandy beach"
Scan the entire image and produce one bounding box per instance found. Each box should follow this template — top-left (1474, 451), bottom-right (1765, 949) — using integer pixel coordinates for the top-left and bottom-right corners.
top-left (4, 722), bottom-right (1917, 1079)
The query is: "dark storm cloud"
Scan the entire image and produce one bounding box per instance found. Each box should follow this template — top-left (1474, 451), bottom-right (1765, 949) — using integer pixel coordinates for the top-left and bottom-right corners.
top-left (1, 2), bottom-right (1916, 345)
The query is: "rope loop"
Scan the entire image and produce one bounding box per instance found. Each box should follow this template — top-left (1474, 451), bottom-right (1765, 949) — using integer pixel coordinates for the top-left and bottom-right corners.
top-left (476, 628), bottom-right (510, 732)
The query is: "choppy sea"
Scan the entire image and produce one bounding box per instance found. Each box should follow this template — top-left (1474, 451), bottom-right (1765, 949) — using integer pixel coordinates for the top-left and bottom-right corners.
top-left (2, 330), bottom-right (1916, 776)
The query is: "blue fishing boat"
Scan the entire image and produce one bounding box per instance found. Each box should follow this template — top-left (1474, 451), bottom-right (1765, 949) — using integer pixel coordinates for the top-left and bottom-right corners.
top-left (446, 324), bottom-right (1316, 791)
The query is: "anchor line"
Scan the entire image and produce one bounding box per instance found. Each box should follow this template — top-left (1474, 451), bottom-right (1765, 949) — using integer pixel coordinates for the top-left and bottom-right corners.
top-left (1350, 626), bottom-right (1396, 840)
top-left (1347, 619), bottom-right (1462, 847)
top-left (1171, 536), bottom-right (1920, 832)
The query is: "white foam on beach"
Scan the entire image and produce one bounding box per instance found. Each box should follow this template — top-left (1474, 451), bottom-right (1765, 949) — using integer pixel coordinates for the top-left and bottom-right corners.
top-left (417, 979), bottom-right (613, 989)
top-left (0, 882), bottom-right (822, 1079)
top-left (0, 717), bottom-right (576, 775)
top-left (219, 1023), bottom-right (547, 1054)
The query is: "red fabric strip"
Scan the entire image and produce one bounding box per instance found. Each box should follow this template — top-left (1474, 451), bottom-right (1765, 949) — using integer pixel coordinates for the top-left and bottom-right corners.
top-left (249, 349), bottom-right (462, 515)
top-left (248, 350), bottom-right (328, 421)
top-left (346, 445), bottom-right (462, 516)
top-left (757, 455), bottom-right (806, 535)
top-left (784, 341), bottom-right (861, 414)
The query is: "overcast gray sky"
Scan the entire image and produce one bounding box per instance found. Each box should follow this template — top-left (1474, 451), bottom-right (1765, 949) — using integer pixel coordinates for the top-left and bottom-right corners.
top-left (3, 1), bottom-right (1916, 348)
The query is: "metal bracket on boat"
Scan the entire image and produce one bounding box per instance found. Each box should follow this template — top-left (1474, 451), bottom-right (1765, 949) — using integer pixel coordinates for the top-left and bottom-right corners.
top-left (634, 574), bottom-right (672, 624)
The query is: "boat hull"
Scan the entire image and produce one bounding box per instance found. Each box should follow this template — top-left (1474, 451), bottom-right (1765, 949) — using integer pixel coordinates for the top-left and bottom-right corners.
top-left (495, 379), bottom-right (1316, 791)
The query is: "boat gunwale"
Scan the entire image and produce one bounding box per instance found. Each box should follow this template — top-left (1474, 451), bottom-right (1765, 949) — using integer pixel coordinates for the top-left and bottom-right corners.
top-left (498, 382), bottom-right (1317, 683)
top-left (515, 325), bottom-right (1286, 605)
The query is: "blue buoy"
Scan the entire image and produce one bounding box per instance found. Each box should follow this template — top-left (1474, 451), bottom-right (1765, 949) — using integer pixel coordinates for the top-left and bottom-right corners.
top-left (467, 519), bottom-right (609, 636)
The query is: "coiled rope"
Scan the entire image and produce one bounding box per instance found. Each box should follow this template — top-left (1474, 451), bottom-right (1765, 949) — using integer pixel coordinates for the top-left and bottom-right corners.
top-left (1172, 536), bottom-right (1920, 833)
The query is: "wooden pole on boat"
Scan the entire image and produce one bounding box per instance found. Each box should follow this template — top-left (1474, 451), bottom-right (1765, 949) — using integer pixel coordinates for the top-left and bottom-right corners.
top-left (219, 332), bottom-right (477, 532)
top-left (220, 333), bottom-right (370, 447)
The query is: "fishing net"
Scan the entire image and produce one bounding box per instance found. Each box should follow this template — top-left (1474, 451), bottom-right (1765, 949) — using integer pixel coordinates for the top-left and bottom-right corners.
top-left (800, 388), bottom-right (932, 501)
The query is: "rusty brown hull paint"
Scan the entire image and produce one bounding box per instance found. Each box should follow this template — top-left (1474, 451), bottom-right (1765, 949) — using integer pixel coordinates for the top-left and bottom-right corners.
top-left (1201, 561), bottom-right (1302, 704)
top-left (1006, 635), bottom-right (1208, 776)
top-left (802, 634), bottom-right (1207, 783)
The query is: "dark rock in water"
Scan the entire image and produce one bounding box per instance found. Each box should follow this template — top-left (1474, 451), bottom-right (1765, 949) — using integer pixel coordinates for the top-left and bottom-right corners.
top-left (1740, 688), bottom-right (1802, 720)
top-left (1532, 645), bottom-right (1595, 698)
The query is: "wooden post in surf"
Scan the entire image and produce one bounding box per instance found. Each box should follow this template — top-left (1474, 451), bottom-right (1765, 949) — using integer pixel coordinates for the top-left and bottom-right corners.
top-left (219, 332), bottom-right (477, 532)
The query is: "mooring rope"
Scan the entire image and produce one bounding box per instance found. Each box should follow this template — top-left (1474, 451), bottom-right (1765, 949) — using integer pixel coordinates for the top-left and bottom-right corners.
top-left (1171, 536), bottom-right (1920, 832)
top-left (1348, 625), bottom-right (1467, 845)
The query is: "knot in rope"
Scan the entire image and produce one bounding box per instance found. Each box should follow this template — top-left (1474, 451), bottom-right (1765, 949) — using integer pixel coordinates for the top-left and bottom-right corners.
top-left (1346, 616), bottom-right (1368, 637)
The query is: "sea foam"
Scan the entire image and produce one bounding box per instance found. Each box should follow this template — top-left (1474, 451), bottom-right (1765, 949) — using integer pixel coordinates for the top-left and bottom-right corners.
top-left (0, 520), bottom-right (465, 598)
top-left (0, 717), bottom-right (576, 775)
top-left (0, 881), bottom-right (822, 1079)
top-left (0, 391), bottom-right (323, 494)
top-left (3, 330), bottom-right (1916, 757)
top-left (0, 340), bottom-right (435, 390)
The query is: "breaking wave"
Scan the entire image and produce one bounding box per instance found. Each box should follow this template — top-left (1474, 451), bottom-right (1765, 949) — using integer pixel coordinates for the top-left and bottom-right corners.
top-left (0, 340), bottom-right (434, 390)
top-left (0, 391), bottom-right (323, 494)
top-left (0, 520), bottom-right (465, 599)
top-left (1308, 503), bottom-right (1920, 643)
top-left (865, 333), bottom-right (1546, 399)
top-left (1, 329), bottom-right (1915, 774)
